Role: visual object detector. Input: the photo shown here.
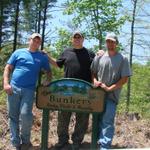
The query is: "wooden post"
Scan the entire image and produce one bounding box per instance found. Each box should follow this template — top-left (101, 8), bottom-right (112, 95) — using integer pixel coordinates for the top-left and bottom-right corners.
top-left (36, 78), bottom-right (105, 150)
top-left (40, 109), bottom-right (49, 150)
top-left (91, 114), bottom-right (99, 149)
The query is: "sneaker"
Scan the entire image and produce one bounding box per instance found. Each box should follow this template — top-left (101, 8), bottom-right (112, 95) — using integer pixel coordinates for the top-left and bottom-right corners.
top-left (21, 142), bottom-right (33, 150)
top-left (55, 141), bottom-right (68, 149)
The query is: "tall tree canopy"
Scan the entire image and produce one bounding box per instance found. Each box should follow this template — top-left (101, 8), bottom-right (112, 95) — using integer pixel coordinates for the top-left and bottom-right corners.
top-left (64, 0), bottom-right (127, 49)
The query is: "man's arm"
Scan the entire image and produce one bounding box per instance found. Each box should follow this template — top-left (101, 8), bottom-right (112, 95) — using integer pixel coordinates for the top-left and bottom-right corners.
top-left (3, 64), bottom-right (13, 95)
top-left (47, 55), bottom-right (58, 67)
top-left (100, 76), bottom-right (129, 92)
top-left (41, 51), bottom-right (58, 67)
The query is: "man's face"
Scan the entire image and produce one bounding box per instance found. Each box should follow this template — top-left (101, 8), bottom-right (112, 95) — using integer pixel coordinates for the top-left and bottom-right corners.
top-left (106, 39), bottom-right (117, 51)
top-left (72, 34), bottom-right (84, 48)
top-left (29, 37), bottom-right (41, 50)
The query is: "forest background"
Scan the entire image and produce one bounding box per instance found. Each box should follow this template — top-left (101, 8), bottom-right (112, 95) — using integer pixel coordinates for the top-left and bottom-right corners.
top-left (0, 0), bottom-right (150, 149)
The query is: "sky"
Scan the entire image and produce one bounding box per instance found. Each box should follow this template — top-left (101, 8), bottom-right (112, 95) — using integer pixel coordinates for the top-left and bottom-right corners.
top-left (46, 0), bottom-right (150, 65)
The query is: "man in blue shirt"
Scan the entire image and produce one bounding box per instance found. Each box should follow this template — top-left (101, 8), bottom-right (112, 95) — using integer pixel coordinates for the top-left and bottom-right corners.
top-left (3, 33), bottom-right (52, 150)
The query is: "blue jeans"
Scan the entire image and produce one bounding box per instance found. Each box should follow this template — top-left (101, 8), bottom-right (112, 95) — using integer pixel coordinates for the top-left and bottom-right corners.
top-left (7, 85), bottom-right (35, 147)
top-left (98, 98), bottom-right (117, 149)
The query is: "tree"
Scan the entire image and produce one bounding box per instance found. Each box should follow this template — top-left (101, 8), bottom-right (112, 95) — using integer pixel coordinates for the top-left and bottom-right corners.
top-left (121, 0), bottom-right (150, 112)
top-left (64, 0), bottom-right (127, 49)
top-left (22, 0), bottom-right (57, 48)
top-left (37, 0), bottom-right (42, 33)
top-left (13, 0), bottom-right (20, 52)
top-left (120, 0), bottom-right (150, 64)
top-left (22, 0), bottom-right (42, 33)
top-left (40, 0), bottom-right (57, 49)
top-left (41, 0), bottom-right (49, 50)
top-left (54, 28), bottom-right (72, 53)
top-left (0, 0), bottom-right (4, 49)
top-left (126, 0), bottom-right (138, 112)
top-left (46, 28), bottom-right (72, 80)
top-left (0, 0), bottom-right (13, 49)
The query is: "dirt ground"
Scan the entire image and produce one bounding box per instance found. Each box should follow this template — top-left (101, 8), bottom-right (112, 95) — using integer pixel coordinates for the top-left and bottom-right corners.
top-left (0, 105), bottom-right (150, 150)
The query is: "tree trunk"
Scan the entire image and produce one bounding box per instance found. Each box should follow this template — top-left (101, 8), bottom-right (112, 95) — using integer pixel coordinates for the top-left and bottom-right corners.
top-left (38, 0), bottom-right (48, 86)
top-left (37, 0), bottom-right (42, 33)
top-left (13, 0), bottom-right (20, 52)
top-left (93, 7), bottom-right (103, 50)
top-left (98, 30), bottom-right (103, 50)
top-left (41, 0), bottom-right (48, 50)
top-left (127, 0), bottom-right (137, 112)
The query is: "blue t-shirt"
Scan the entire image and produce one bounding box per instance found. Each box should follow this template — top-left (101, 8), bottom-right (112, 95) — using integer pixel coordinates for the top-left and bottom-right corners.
top-left (7, 48), bottom-right (51, 89)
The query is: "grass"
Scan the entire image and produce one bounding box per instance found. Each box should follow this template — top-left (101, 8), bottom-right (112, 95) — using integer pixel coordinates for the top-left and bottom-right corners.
top-left (0, 91), bottom-right (7, 106)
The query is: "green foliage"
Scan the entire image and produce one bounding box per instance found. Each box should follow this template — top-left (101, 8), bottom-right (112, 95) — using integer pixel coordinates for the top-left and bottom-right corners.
top-left (0, 44), bottom-right (14, 95)
top-left (22, 0), bottom-right (39, 33)
top-left (64, 0), bottom-right (128, 48)
top-left (0, 44), bottom-right (11, 105)
top-left (22, 0), bottom-right (56, 33)
top-left (146, 60), bottom-right (150, 66)
top-left (0, 90), bottom-right (6, 105)
top-left (44, 28), bottom-right (72, 80)
top-left (54, 28), bottom-right (72, 54)
top-left (118, 63), bottom-right (150, 118)
top-left (0, 0), bottom-right (14, 47)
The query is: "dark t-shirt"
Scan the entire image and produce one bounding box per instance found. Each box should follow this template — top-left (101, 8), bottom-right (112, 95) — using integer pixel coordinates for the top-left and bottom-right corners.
top-left (56, 47), bottom-right (95, 83)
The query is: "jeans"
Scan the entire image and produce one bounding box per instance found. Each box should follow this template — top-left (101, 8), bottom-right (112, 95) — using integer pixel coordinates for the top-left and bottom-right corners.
top-left (57, 111), bottom-right (89, 144)
top-left (98, 98), bottom-right (117, 149)
top-left (7, 85), bottom-right (35, 147)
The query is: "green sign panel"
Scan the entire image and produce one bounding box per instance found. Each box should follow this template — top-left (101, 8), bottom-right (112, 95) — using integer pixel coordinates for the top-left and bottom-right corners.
top-left (36, 78), bottom-right (105, 113)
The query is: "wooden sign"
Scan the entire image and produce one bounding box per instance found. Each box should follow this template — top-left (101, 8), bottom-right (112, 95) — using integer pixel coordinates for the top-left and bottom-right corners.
top-left (36, 78), bottom-right (105, 113)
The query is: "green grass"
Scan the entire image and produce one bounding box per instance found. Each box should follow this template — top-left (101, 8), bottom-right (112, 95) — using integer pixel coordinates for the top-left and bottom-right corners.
top-left (117, 96), bottom-right (150, 119)
top-left (0, 91), bottom-right (7, 105)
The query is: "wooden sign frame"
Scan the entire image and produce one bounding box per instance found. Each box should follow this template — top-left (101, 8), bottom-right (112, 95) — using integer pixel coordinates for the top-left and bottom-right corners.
top-left (36, 78), bottom-right (105, 113)
top-left (36, 78), bottom-right (105, 150)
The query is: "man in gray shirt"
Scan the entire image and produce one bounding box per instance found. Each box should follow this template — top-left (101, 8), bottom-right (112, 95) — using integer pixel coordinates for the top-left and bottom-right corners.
top-left (91, 32), bottom-right (132, 150)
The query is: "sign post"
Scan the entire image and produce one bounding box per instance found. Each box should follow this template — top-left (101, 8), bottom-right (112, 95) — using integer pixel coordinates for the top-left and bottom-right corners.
top-left (40, 109), bottom-right (49, 150)
top-left (36, 78), bottom-right (105, 150)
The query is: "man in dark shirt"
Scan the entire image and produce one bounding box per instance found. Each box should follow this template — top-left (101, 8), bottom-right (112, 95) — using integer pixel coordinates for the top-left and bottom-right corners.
top-left (48, 31), bottom-right (95, 150)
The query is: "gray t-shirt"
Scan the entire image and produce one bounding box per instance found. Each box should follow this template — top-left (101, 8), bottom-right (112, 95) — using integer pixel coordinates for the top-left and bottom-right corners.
top-left (91, 52), bottom-right (132, 103)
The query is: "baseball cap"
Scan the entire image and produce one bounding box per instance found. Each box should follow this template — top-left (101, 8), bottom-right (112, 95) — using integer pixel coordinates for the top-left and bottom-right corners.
top-left (73, 31), bottom-right (84, 38)
top-left (30, 33), bottom-right (42, 40)
top-left (105, 32), bottom-right (118, 43)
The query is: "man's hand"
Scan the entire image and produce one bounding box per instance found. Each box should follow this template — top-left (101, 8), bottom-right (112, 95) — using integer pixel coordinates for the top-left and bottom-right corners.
top-left (100, 83), bottom-right (111, 92)
top-left (100, 77), bottom-right (129, 92)
top-left (3, 64), bottom-right (13, 95)
top-left (93, 80), bottom-right (102, 87)
top-left (3, 84), bottom-right (13, 95)
top-left (96, 50), bottom-right (105, 56)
